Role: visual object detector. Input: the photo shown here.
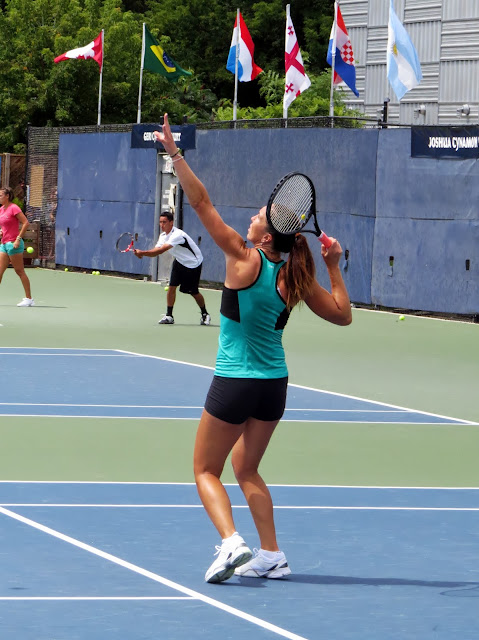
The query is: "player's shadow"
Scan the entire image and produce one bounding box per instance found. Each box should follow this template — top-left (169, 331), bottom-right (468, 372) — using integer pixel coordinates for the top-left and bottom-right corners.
top-left (289, 574), bottom-right (479, 596)
top-left (234, 574), bottom-right (479, 596)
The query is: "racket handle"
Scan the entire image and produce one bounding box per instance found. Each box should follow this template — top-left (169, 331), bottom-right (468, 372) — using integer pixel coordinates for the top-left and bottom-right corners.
top-left (318, 231), bottom-right (332, 248)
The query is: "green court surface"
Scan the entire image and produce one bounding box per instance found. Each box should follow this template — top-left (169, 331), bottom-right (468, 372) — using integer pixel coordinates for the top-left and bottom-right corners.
top-left (0, 267), bottom-right (478, 486)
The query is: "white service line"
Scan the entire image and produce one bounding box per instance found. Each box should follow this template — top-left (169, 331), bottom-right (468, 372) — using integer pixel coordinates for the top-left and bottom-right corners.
top-left (0, 505), bottom-right (308, 640)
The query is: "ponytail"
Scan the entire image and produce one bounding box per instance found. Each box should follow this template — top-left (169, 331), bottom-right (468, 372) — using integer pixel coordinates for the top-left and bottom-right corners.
top-left (271, 231), bottom-right (316, 310)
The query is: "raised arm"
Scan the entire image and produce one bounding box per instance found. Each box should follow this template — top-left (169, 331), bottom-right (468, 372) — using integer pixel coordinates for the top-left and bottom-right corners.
top-left (154, 114), bottom-right (246, 259)
top-left (303, 239), bottom-right (352, 326)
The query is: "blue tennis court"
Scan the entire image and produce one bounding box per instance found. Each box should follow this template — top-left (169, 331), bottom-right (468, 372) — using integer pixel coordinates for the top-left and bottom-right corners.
top-left (1, 482), bottom-right (478, 640)
top-left (1, 344), bottom-right (478, 639)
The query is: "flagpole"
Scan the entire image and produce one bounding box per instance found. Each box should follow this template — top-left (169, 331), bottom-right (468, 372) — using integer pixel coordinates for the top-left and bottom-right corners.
top-left (283, 4), bottom-right (291, 126)
top-left (137, 23), bottom-right (146, 124)
top-left (233, 8), bottom-right (240, 124)
top-left (329, 2), bottom-right (338, 123)
top-left (97, 29), bottom-right (104, 126)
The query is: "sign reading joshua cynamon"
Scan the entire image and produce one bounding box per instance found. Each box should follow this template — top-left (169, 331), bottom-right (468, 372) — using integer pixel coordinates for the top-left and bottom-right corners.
top-left (412, 126), bottom-right (479, 159)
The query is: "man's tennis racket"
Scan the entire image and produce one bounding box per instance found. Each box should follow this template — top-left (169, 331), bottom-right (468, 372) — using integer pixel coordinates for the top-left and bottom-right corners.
top-left (265, 172), bottom-right (332, 248)
top-left (116, 232), bottom-right (136, 253)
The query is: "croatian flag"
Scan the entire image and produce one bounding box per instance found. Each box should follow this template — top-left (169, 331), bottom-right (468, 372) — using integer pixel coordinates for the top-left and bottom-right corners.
top-left (226, 12), bottom-right (262, 82)
top-left (387, 0), bottom-right (422, 100)
top-left (54, 32), bottom-right (103, 69)
top-left (326, 3), bottom-right (359, 97)
top-left (283, 4), bottom-right (311, 114)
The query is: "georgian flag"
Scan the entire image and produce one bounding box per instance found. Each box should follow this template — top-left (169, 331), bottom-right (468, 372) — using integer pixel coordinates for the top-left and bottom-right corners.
top-left (326, 3), bottom-right (359, 97)
top-left (54, 32), bottom-right (103, 69)
top-left (283, 5), bottom-right (311, 113)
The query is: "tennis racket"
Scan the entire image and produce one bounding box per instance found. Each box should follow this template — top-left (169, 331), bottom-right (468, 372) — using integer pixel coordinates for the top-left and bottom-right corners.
top-left (265, 172), bottom-right (332, 248)
top-left (116, 232), bottom-right (137, 253)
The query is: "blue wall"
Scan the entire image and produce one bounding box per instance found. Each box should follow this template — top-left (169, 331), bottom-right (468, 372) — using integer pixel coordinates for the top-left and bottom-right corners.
top-left (56, 127), bottom-right (478, 315)
top-left (56, 132), bottom-right (157, 275)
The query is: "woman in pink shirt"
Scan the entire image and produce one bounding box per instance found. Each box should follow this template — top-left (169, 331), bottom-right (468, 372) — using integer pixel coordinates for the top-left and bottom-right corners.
top-left (0, 187), bottom-right (35, 306)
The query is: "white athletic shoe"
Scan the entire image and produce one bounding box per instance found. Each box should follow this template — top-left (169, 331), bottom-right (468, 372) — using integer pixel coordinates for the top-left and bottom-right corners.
top-left (17, 298), bottom-right (35, 307)
top-left (158, 314), bottom-right (174, 324)
top-left (200, 313), bottom-right (211, 326)
top-left (234, 549), bottom-right (292, 579)
top-left (205, 534), bottom-right (252, 583)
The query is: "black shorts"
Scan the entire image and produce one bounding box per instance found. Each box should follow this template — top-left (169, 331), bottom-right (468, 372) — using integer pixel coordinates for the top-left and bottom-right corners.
top-left (204, 375), bottom-right (288, 424)
top-left (169, 260), bottom-right (202, 295)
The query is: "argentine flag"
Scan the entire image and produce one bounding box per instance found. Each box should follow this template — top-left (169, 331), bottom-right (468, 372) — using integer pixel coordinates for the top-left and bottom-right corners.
top-left (387, 0), bottom-right (422, 100)
top-left (226, 12), bottom-right (262, 82)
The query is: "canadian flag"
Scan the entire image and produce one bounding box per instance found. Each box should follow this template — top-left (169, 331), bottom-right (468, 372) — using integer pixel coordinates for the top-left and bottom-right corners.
top-left (54, 32), bottom-right (103, 69)
top-left (283, 5), bottom-right (311, 115)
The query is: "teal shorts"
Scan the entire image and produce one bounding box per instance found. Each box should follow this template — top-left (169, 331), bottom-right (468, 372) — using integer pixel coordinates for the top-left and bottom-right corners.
top-left (0, 239), bottom-right (24, 255)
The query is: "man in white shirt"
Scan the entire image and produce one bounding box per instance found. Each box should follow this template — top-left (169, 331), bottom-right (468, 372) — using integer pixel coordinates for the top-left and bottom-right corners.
top-left (134, 211), bottom-right (211, 325)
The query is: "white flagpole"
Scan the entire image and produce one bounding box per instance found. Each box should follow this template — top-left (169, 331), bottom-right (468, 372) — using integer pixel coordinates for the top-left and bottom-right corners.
top-left (329, 2), bottom-right (338, 120)
top-left (97, 29), bottom-right (104, 126)
top-left (137, 23), bottom-right (146, 124)
top-left (233, 8), bottom-right (240, 123)
top-left (283, 4), bottom-right (290, 123)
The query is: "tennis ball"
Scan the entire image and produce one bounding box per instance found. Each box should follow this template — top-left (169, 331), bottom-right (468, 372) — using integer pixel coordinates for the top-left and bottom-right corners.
top-left (399, 315), bottom-right (405, 321)
top-left (164, 286), bottom-right (169, 291)
top-left (64, 267), bottom-right (69, 271)
top-left (26, 246), bottom-right (34, 254)
top-left (301, 214), bottom-right (306, 220)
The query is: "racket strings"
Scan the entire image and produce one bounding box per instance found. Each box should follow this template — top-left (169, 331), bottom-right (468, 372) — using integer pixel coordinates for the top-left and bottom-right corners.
top-left (269, 175), bottom-right (313, 234)
top-left (116, 233), bottom-right (134, 252)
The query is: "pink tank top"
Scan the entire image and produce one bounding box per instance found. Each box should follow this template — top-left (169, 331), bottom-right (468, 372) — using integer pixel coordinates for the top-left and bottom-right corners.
top-left (0, 203), bottom-right (22, 243)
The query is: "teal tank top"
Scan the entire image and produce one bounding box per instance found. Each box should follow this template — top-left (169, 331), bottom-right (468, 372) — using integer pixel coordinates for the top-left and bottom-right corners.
top-left (215, 249), bottom-right (290, 379)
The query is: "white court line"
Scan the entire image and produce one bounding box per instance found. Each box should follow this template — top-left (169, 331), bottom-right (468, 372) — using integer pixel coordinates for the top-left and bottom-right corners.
top-left (0, 596), bottom-right (191, 601)
top-left (2, 503), bottom-right (478, 511)
top-left (1, 414), bottom-right (468, 425)
top-left (0, 506), bottom-right (308, 640)
top-left (2, 481), bottom-right (478, 489)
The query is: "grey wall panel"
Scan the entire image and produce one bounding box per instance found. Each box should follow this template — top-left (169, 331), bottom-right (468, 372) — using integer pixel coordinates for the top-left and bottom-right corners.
top-left (371, 217), bottom-right (479, 313)
top-left (440, 60), bottom-right (479, 102)
top-left (189, 128), bottom-right (379, 218)
top-left (405, 1), bottom-right (442, 22)
top-left (55, 199), bottom-right (153, 275)
top-left (376, 129), bottom-right (479, 222)
top-left (443, 1), bottom-right (479, 20)
top-left (59, 132), bottom-right (156, 203)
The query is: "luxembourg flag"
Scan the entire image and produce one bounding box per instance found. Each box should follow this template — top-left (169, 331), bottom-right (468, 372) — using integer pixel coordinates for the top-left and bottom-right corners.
top-left (326, 3), bottom-right (359, 97)
top-left (226, 11), bottom-right (262, 82)
top-left (387, 0), bottom-right (422, 100)
top-left (54, 32), bottom-right (103, 69)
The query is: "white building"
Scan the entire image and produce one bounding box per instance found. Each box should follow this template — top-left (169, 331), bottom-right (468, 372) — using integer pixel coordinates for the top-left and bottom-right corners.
top-left (339, 0), bottom-right (479, 124)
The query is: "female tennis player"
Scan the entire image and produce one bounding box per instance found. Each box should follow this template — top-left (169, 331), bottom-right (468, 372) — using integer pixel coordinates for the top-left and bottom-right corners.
top-left (0, 187), bottom-right (35, 307)
top-left (154, 115), bottom-right (352, 583)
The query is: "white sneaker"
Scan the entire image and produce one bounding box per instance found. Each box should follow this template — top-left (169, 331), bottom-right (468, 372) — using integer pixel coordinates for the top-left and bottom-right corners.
top-left (17, 298), bottom-right (35, 307)
top-left (158, 314), bottom-right (174, 324)
top-left (205, 534), bottom-right (252, 583)
top-left (234, 548), bottom-right (292, 579)
top-left (200, 313), bottom-right (211, 326)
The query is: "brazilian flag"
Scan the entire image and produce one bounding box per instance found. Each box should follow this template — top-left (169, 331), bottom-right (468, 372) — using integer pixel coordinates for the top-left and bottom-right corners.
top-left (143, 26), bottom-right (192, 82)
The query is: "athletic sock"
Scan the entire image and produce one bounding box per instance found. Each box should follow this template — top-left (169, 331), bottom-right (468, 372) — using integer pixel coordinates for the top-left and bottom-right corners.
top-left (167, 306), bottom-right (173, 316)
top-left (200, 306), bottom-right (208, 315)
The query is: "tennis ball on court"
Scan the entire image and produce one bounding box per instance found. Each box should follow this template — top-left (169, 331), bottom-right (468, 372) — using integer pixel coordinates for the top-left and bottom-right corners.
top-left (399, 315), bottom-right (405, 321)
top-left (26, 246), bottom-right (34, 254)
top-left (64, 267), bottom-right (69, 271)
top-left (164, 286), bottom-right (169, 291)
